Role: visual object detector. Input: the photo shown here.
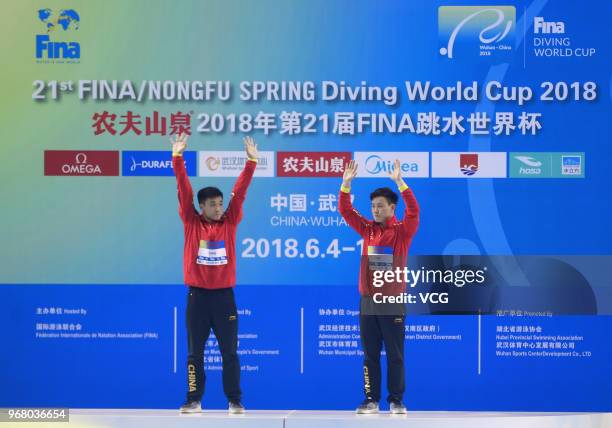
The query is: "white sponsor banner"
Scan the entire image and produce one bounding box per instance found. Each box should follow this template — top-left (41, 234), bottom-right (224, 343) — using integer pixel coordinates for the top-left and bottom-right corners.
top-left (431, 152), bottom-right (507, 178)
top-left (198, 151), bottom-right (275, 177)
top-left (353, 152), bottom-right (429, 178)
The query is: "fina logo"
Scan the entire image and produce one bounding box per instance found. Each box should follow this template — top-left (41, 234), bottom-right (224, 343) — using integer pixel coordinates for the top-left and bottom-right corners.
top-left (36, 8), bottom-right (81, 60)
top-left (439, 6), bottom-right (515, 59)
top-left (534, 17), bottom-right (565, 34)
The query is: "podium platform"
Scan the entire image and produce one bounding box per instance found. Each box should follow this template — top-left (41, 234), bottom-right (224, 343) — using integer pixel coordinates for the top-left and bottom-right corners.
top-left (65, 409), bottom-right (612, 428)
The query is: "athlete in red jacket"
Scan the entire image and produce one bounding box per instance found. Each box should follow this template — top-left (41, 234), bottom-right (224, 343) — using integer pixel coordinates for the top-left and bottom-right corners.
top-left (172, 133), bottom-right (258, 414)
top-left (339, 159), bottom-right (419, 415)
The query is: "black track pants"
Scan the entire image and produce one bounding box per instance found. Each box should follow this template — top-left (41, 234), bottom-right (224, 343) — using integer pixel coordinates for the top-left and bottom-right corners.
top-left (185, 286), bottom-right (241, 402)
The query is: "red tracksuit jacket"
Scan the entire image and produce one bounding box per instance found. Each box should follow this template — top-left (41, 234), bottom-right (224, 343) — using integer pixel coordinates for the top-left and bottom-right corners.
top-left (172, 155), bottom-right (256, 289)
top-left (339, 186), bottom-right (419, 296)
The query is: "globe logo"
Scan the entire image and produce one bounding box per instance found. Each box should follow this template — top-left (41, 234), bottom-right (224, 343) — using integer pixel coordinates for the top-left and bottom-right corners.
top-left (38, 9), bottom-right (80, 32)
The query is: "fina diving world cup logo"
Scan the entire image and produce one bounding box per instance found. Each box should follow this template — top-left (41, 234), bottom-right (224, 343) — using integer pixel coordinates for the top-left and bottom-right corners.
top-left (438, 6), bottom-right (515, 60)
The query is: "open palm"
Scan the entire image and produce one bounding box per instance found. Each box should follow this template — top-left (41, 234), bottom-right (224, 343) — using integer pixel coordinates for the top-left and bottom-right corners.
top-left (343, 160), bottom-right (358, 183)
top-left (171, 132), bottom-right (188, 154)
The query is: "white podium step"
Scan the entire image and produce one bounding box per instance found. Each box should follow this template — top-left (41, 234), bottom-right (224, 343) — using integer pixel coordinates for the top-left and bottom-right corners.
top-left (66, 409), bottom-right (612, 428)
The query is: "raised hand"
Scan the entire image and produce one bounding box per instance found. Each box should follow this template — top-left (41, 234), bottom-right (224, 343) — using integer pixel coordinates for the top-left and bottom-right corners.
top-left (342, 160), bottom-right (358, 187)
top-left (170, 132), bottom-right (188, 155)
top-left (388, 159), bottom-right (406, 187)
top-left (244, 136), bottom-right (258, 159)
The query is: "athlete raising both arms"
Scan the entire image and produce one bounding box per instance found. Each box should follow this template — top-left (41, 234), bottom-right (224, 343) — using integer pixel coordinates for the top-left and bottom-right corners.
top-left (339, 159), bottom-right (419, 414)
top-left (172, 133), bottom-right (258, 414)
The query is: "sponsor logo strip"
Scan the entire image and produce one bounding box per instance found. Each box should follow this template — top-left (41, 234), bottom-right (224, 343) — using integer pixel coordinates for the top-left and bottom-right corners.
top-left (122, 151), bottom-right (197, 176)
top-left (431, 152), bottom-right (507, 178)
top-left (276, 152), bottom-right (351, 177)
top-left (354, 152), bottom-right (429, 178)
top-left (198, 151), bottom-right (274, 177)
top-left (44, 150), bottom-right (119, 176)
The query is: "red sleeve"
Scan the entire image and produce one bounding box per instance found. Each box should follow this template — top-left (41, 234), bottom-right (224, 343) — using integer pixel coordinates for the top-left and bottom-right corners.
top-left (224, 159), bottom-right (257, 224)
top-left (338, 189), bottom-right (369, 236)
top-left (172, 155), bottom-right (199, 224)
top-left (398, 187), bottom-right (419, 237)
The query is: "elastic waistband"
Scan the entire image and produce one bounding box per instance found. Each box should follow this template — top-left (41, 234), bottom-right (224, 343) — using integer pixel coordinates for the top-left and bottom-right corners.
top-left (188, 286), bottom-right (234, 294)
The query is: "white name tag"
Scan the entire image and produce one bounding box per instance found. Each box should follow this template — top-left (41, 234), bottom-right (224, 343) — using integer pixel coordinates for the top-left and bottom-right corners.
top-left (197, 240), bottom-right (228, 266)
top-left (368, 246), bottom-right (393, 271)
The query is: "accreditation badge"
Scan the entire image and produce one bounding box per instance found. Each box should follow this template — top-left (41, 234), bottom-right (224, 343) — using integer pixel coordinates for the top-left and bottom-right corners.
top-left (367, 245), bottom-right (393, 271)
top-left (196, 240), bottom-right (228, 266)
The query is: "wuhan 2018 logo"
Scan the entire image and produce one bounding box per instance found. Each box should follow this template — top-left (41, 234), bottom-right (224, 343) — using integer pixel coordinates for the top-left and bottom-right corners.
top-left (438, 6), bottom-right (515, 61)
top-left (36, 8), bottom-right (81, 63)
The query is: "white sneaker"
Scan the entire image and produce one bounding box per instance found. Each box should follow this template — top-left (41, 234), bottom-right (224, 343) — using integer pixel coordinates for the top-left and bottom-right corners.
top-left (390, 400), bottom-right (407, 414)
top-left (229, 400), bottom-right (245, 414)
top-left (179, 400), bottom-right (202, 413)
top-left (356, 399), bottom-right (379, 414)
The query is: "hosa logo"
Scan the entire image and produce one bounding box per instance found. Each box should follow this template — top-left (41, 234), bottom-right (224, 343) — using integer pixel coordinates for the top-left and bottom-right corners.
top-left (122, 151), bottom-right (197, 176)
top-left (510, 152), bottom-right (584, 178)
top-left (514, 155), bottom-right (543, 175)
top-left (438, 6), bottom-right (515, 60)
top-left (36, 8), bottom-right (81, 62)
top-left (514, 156), bottom-right (542, 167)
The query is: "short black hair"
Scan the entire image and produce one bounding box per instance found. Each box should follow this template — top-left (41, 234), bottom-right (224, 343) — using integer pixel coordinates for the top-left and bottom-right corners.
top-left (370, 187), bottom-right (398, 205)
top-left (197, 187), bottom-right (223, 204)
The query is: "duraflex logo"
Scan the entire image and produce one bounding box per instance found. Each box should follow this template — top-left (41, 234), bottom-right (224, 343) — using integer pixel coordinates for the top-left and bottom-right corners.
top-left (36, 8), bottom-right (81, 63)
top-left (438, 6), bottom-right (515, 60)
top-left (122, 151), bottom-right (197, 176)
top-left (354, 152), bottom-right (429, 178)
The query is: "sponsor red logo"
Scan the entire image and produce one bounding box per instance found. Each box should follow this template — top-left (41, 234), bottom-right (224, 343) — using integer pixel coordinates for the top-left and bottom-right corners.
top-left (460, 153), bottom-right (479, 176)
top-left (44, 151), bottom-right (119, 176)
top-left (277, 152), bottom-right (351, 177)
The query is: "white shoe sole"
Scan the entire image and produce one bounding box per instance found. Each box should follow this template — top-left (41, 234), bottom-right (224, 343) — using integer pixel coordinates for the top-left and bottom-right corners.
top-left (356, 408), bottom-right (379, 414)
top-left (180, 408), bottom-right (202, 414)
